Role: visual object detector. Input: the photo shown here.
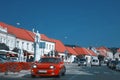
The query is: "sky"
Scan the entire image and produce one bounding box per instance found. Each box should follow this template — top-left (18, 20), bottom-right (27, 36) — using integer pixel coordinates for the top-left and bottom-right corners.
top-left (0, 0), bottom-right (120, 47)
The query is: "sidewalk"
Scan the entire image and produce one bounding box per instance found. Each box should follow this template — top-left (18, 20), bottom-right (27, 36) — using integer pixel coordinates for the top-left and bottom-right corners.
top-left (0, 70), bottom-right (30, 78)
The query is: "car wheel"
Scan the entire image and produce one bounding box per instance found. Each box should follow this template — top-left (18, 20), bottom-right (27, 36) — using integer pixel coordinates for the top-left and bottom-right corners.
top-left (62, 67), bottom-right (66, 76)
top-left (56, 72), bottom-right (62, 78)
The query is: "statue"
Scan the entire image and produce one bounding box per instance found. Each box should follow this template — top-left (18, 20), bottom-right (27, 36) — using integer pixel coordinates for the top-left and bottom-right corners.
top-left (34, 30), bottom-right (41, 61)
top-left (35, 30), bottom-right (40, 43)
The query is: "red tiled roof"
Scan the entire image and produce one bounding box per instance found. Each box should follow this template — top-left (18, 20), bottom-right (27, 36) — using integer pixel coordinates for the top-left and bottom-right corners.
top-left (0, 22), bottom-right (34, 42)
top-left (73, 47), bottom-right (89, 55)
top-left (41, 34), bottom-right (53, 42)
top-left (73, 47), bottom-right (97, 56)
top-left (51, 39), bottom-right (66, 53)
top-left (0, 22), bottom-right (55, 42)
top-left (25, 30), bottom-right (35, 40)
top-left (117, 48), bottom-right (120, 52)
top-left (86, 49), bottom-right (97, 56)
top-left (96, 46), bottom-right (110, 51)
top-left (65, 46), bottom-right (77, 55)
top-left (96, 47), bottom-right (107, 57)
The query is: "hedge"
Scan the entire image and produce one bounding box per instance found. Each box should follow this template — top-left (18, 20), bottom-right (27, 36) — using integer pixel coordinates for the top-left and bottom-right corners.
top-left (0, 62), bottom-right (33, 73)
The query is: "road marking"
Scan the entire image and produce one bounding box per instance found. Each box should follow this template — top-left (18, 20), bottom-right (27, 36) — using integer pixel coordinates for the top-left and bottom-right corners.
top-left (104, 72), bottom-right (109, 74)
top-left (94, 71), bottom-right (99, 74)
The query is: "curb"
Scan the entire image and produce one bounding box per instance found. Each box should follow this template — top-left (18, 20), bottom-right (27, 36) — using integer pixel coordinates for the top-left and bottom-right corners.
top-left (0, 70), bottom-right (30, 78)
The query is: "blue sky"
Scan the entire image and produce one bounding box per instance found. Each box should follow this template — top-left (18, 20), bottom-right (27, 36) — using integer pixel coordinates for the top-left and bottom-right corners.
top-left (0, 0), bottom-right (120, 47)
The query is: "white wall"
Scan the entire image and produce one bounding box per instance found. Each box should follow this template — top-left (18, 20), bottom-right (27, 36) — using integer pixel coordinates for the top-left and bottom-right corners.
top-left (0, 26), bottom-right (7, 43)
top-left (106, 51), bottom-right (113, 59)
top-left (85, 55), bottom-right (92, 63)
top-left (40, 40), bottom-right (55, 56)
top-left (67, 55), bottom-right (76, 63)
top-left (0, 32), bottom-right (7, 43)
top-left (6, 34), bottom-right (16, 50)
top-left (16, 38), bottom-right (55, 56)
top-left (114, 52), bottom-right (120, 59)
top-left (16, 38), bottom-right (34, 53)
top-left (0, 26), bottom-right (56, 60)
top-left (0, 27), bottom-right (16, 50)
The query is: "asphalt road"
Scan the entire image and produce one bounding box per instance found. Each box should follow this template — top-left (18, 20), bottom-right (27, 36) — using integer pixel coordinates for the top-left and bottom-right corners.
top-left (0, 63), bottom-right (120, 80)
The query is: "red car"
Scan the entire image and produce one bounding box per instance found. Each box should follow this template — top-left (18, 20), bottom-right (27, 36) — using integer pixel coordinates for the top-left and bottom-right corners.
top-left (31, 56), bottom-right (66, 78)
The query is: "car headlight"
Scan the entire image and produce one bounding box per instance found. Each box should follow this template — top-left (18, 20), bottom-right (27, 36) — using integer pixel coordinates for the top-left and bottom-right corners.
top-left (32, 65), bottom-right (37, 68)
top-left (50, 65), bottom-right (55, 69)
top-left (84, 62), bottom-right (86, 64)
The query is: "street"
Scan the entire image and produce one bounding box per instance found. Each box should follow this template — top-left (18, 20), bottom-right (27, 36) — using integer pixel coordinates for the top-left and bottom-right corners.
top-left (0, 63), bottom-right (120, 80)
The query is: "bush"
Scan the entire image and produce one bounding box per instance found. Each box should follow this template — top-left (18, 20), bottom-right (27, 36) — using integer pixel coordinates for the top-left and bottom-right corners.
top-left (0, 63), bottom-right (6, 72)
top-left (0, 62), bottom-right (33, 73)
top-left (5, 62), bottom-right (22, 72)
top-left (19, 62), bottom-right (32, 70)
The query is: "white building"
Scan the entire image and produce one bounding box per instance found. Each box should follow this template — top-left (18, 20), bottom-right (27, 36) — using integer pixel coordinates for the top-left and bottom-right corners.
top-left (0, 22), bottom-right (56, 61)
top-left (114, 49), bottom-right (120, 60)
top-left (0, 25), bottom-right (16, 50)
top-left (65, 46), bottom-right (77, 63)
top-left (40, 34), bottom-right (55, 56)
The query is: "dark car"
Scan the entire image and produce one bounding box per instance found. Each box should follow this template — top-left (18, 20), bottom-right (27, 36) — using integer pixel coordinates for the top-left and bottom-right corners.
top-left (108, 60), bottom-right (118, 69)
top-left (78, 58), bottom-right (87, 66)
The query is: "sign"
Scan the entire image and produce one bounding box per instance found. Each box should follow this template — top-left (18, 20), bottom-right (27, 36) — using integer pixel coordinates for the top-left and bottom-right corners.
top-left (39, 42), bottom-right (46, 49)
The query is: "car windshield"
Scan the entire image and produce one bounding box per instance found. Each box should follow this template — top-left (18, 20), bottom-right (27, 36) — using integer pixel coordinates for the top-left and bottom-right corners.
top-left (39, 58), bottom-right (60, 63)
top-left (79, 59), bottom-right (86, 61)
top-left (111, 61), bottom-right (116, 63)
top-left (10, 57), bottom-right (18, 61)
top-left (93, 60), bottom-right (98, 62)
top-left (0, 57), bottom-right (7, 62)
top-left (0, 56), bottom-right (7, 60)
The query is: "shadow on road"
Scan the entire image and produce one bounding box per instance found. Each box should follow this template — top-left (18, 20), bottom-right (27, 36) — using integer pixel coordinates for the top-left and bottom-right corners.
top-left (22, 74), bottom-right (65, 80)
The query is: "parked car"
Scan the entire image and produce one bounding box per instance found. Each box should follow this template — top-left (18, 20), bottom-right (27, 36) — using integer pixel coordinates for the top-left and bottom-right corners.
top-left (31, 56), bottom-right (66, 78)
top-left (9, 57), bottom-right (19, 62)
top-left (78, 58), bottom-right (87, 66)
top-left (108, 60), bottom-right (118, 69)
top-left (104, 58), bottom-right (109, 64)
top-left (0, 57), bottom-right (7, 63)
top-left (91, 59), bottom-right (100, 66)
top-left (116, 62), bottom-right (120, 71)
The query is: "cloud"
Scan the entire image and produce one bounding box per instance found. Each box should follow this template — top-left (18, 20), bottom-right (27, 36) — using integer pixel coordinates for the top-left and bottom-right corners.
top-left (16, 22), bottom-right (20, 25)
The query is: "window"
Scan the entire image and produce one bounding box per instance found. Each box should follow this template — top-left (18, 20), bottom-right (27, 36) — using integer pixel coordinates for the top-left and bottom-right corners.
top-left (39, 58), bottom-right (60, 63)
top-left (22, 42), bottom-right (24, 49)
top-left (16, 41), bottom-right (19, 48)
top-left (46, 44), bottom-right (48, 49)
top-left (4, 38), bottom-right (6, 43)
top-left (49, 44), bottom-right (51, 50)
top-left (52, 45), bottom-right (54, 50)
top-left (7, 40), bottom-right (10, 46)
top-left (11, 40), bottom-right (13, 45)
top-left (32, 44), bottom-right (34, 51)
top-left (27, 43), bottom-right (29, 50)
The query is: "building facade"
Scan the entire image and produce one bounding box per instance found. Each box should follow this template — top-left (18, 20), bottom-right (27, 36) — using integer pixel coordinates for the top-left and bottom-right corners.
top-left (0, 22), bottom-right (56, 61)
